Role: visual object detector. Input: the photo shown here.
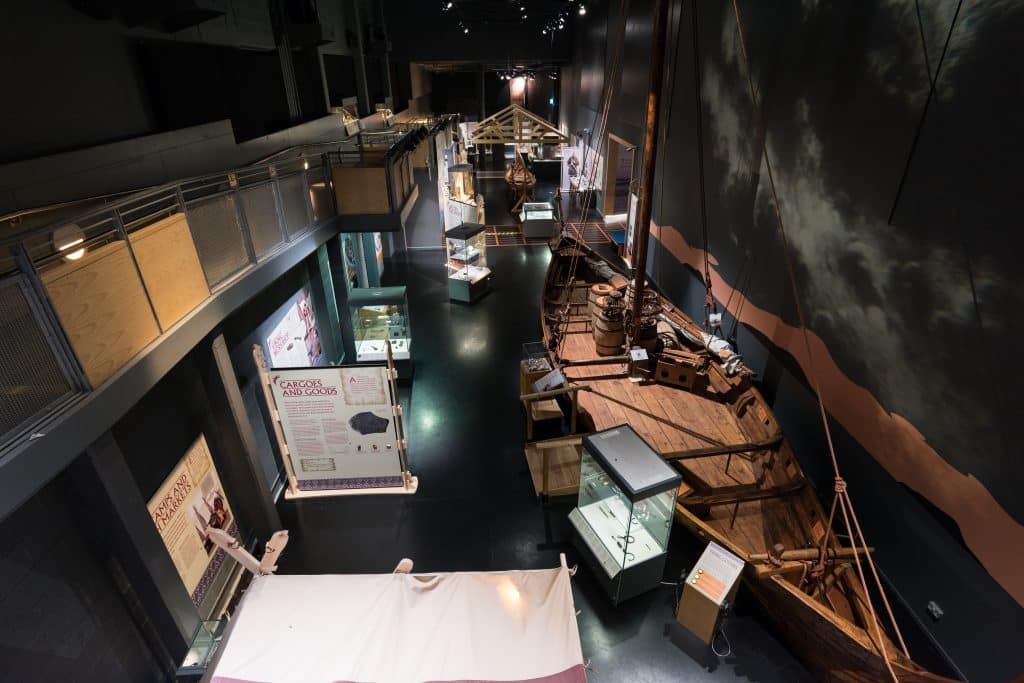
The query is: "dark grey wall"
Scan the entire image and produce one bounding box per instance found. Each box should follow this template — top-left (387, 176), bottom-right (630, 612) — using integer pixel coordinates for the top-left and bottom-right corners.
top-left (568, 0), bottom-right (1024, 679)
top-left (0, 0), bottom-right (357, 162)
top-left (384, 0), bottom-right (572, 63)
top-left (0, 470), bottom-right (164, 682)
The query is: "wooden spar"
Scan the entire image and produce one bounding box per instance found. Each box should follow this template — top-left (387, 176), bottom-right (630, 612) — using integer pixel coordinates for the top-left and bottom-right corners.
top-left (679, 480), bottom-right (805, 507)
top-left (628, 0), bottom-right (671, 336)
top-left (662, 434), bottom-right (783, 461)
top-left (560, 356), bottom-right (630, 366)
top-left (750, 547), bottom-right (874, 563)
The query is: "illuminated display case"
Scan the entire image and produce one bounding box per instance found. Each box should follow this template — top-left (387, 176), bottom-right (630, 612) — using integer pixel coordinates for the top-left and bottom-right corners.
top-left (519, 201), bottom-right (556, 239)
top-left (569, 424), bottom-right (681, 605)
top-left (348, 286), bottom-right (411, 368)
top-left (446, 222), bottom-right (492, 303)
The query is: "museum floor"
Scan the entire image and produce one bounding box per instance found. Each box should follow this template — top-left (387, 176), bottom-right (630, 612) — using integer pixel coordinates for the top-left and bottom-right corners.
top-left (277, 246), bottom-right (814, 681)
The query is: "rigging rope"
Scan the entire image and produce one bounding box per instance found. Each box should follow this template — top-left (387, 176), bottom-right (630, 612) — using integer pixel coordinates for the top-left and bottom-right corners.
top-left (555, 0), bottom-right (630, 361)
top-left (691, 0), bottom-right (716, 333)
top-left (728, 1), bottom-right (908, 678)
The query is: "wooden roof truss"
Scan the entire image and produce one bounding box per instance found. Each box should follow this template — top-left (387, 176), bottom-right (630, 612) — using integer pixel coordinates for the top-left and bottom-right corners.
top-left (471, 104), bottom-right (569, 145)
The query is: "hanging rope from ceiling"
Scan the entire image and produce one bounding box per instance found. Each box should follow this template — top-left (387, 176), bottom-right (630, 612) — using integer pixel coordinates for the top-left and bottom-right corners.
top-left (691, 0), bottom-right (718, 336)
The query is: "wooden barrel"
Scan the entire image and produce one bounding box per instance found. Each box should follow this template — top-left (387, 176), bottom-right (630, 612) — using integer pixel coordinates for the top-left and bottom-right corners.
top-left (594, 309), bottom-right (625, 355)
top-left (625, 283), bottom-right (659, 311)
top-left (588, 283), bottom-right (615, 318)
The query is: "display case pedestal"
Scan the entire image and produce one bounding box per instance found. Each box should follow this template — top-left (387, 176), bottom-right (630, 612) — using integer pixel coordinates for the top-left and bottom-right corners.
top-left (448, 272), bottom-right (491, 303)
top-left (570, 508), bottom-right (669, 605)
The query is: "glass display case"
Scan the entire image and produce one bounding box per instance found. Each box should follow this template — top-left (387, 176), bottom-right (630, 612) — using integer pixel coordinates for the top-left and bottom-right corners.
top-left (446, 222), bottom-right (492, 303)
top-left (569, 424), bottom-right (682, 605)
top-left (348, 286), bottom-right (411, 363)
top-left (177, 619), bottom-right (225, 679)
top-left (519, 201), bottom-right (556, 239)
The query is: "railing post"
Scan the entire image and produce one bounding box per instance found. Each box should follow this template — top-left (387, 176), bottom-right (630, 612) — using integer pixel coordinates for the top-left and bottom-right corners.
top-left (268, 164), bottom-right (291, 242)
top-left (113, 210), bottom-right (163, 333)
top-left (11, 243), bottom-right (92, 392)
top-left (230, 173), bottom-right (258, 264)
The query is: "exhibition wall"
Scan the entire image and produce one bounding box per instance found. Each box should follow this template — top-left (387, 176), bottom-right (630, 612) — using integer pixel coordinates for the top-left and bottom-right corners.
top-left (0, 469), bottom-right (165, 681)
top-left (566, 1), bottom-right (1024, 679)
top-left (0, 0), bottom-right (355, 162)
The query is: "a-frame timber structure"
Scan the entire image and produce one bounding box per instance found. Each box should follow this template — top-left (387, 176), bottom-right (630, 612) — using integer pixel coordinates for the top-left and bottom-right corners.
top-left (471, 104), bottom-right (569, 145)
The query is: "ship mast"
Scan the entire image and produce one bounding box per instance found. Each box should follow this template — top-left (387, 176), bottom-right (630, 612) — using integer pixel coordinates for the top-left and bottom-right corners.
top-left (628, 0), bottom-right (671, 339)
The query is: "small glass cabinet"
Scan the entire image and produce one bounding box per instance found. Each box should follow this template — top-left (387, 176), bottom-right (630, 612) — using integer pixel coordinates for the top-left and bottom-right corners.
top-left (569, 424), bottom-right (682, 605)
top-left (519, 201), bottom-right (556, 239)
top-left (446, 222), bottom-right (492, 303)
top-left (348, 286), bottom-right (411, 366)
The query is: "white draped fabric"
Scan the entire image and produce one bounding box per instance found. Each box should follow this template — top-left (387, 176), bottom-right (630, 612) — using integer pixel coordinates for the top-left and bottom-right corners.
top-left (208, 566), bottom-right (586, 683)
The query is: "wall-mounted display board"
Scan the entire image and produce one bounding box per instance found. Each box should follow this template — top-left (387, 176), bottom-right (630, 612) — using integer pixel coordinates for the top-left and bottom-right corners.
top-left (255, 344), bottom-right (417, 498)
top-left (561, 145), bottom-right (581, 191)
top-left (264, 287), bottom-right (324, 368)
top-left (147, 434), bottom-right (237, 608)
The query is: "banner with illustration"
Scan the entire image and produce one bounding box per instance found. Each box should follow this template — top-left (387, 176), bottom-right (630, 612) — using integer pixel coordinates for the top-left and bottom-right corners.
top-left (147, 435), bottom-right (237, 608)
top-left (265, 288), bottom-right (323, 368)
top-left (269, 366), bottom-right (403, 490)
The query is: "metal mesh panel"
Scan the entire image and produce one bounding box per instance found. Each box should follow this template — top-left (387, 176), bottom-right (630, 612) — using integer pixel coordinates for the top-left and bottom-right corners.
top-left (186, 195), bottom-right (250, 286)
top-left (0, 277), bottom-right (74, 437)
top-left (239, 184), bottom-right (284, 258)
top-left (278, 174), bottom-right (311, 237)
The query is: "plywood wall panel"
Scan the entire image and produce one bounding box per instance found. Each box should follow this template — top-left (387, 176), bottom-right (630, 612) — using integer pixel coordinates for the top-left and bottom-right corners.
top-left (332, 167), bottom-right (391, 214)
top-left (41, 240), bottom-right (160, 387)
top-left (128, 213), bottom-right (209, 330)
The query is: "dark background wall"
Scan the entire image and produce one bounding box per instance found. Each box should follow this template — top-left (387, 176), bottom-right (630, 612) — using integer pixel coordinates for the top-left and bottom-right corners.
top-left (384, 0), bottom-right (572, 64)
top-left (0, 0), bottom-right (356, 162)
top-left (0, 470), bottom-right (164, 682)
top-left (567, 0), bottom-right (1024, 679)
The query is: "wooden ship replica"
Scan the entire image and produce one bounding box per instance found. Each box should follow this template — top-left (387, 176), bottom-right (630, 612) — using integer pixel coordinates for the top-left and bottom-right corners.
top-left (525, 2), bottom-right (958, 681)
top-left (471, 103), bottom-right (568, 215)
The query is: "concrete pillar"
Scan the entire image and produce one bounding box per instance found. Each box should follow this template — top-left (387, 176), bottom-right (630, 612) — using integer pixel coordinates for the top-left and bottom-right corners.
top-left (199, 335), bottom-right (282, 542)
top-left (73, 433), bottom-right (197, 661)
top-left (345, 0), bottom-right (372, 115)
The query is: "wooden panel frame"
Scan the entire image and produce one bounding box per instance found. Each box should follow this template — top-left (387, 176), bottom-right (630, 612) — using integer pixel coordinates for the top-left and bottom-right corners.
top-left (41, 240), bottom-right (160, 387)
top-left (332, 167), bottom-right (391, 215)
top-left (128, 213), bottom-right (209, 330)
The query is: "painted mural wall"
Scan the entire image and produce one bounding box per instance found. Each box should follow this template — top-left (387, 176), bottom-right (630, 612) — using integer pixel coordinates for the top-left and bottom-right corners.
top-left (568, 0), bottom-right (1023, 678)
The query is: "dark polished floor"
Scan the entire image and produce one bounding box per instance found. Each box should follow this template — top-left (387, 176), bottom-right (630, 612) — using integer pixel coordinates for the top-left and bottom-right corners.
top-left (277, 246), bottom-right (812, 682)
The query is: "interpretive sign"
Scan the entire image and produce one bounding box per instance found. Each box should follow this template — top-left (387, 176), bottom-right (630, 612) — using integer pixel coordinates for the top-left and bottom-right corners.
top-left (268, 366), bottom-right (403, 489)
top-left (147, 435), bottom-right (237, 607)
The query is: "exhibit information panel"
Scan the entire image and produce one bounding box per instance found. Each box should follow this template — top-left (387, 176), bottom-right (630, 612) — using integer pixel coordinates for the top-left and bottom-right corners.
top-left (269, 366), bottom-right (403, 490)
top-left (147, 435), bottom-right (238, 608)
top-left (264, 287), bottom-right (324, 368)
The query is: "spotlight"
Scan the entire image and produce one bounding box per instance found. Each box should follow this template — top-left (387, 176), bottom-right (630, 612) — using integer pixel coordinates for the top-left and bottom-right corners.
top-left (442, 1), bottom-right (452, 10)
top-left (578, 4), bottom-right (586, 15)
top-left (463, 25), bottom-right (469, 34)
top-left (542, 28), bottom-right (546, 34)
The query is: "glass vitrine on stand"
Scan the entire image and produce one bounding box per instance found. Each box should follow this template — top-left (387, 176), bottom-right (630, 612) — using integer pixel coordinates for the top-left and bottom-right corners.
top-left (569, 424), bottom-right (682, 605)
top-left (446, 222), bottom-right (492, 303)
top-left (519, 201), bottom-right (556, 239)
top-left (348, 286), bottom-right (412, 378)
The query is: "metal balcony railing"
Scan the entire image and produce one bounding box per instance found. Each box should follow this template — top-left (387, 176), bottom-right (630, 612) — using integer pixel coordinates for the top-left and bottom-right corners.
top-left (0, 113), bottom-right (457, 452)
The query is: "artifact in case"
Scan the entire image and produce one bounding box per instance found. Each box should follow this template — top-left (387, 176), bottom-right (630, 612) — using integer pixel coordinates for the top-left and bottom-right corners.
top-left (446, 222), bottom-right (492, 303)
top-left (348, 286), bottom-right (411, 372)
top-left (519, 201), bottom-right (556, 239)
top-left (569, 424), bottom-right (681, 605)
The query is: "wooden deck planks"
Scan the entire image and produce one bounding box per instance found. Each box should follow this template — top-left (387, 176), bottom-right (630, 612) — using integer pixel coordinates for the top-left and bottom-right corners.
top-left (555, 286), bottom-right (787, 555)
